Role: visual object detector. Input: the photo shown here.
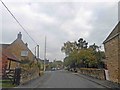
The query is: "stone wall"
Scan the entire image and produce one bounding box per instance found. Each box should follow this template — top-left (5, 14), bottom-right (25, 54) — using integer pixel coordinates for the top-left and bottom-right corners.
top-left (79, 68), bottom-right (106, 80)
top-left (20, 62), bottom-right (40, 84)
top-left (104, 36), bottom-right (119, 83)
top-left (118, 34), bottom-right (120, 84)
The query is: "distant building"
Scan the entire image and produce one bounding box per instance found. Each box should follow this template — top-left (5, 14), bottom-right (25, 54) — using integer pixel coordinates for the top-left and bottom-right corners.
top-left (41, 59), bottom-right (49, 64)
top-left (103, 22), bottom-right (120, 83)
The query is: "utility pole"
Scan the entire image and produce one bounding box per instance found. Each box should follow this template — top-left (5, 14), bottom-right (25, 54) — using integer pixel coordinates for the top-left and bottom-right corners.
top-left (35, 46), bottom-right (37, 58)
top-left (44, 36), bottom-right (46, 71)
top-left (37, 45), bottom-right (39, 58)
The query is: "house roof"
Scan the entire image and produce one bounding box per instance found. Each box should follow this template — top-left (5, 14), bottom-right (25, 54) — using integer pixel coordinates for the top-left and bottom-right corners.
top-left (1, 32), bottom-right (34, 62)
top-left (10, 38), bottom-right (34, 56)
top-left (0, 49), bottom-right (20, 62)
top-left (103, 21), bottom-right (120, 44)
top-left (0, 44), bottom-right (10, 49)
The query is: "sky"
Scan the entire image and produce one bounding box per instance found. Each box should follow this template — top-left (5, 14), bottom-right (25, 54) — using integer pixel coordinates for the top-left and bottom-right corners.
top-left (0, 0), bottom-right (119, 62)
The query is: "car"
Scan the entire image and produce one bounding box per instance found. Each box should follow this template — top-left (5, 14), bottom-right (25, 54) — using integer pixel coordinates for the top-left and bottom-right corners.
top-left (51, 68), bottom-right (56, 71)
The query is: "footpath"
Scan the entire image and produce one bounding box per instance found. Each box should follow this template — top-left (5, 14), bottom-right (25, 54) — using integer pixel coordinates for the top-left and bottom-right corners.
top-left (75, 72), bottom-right (120, 89)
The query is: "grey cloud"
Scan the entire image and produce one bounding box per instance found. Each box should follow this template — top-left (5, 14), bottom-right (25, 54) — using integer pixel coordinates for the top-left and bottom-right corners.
top-left (1, 1), bottom-right (118, 61)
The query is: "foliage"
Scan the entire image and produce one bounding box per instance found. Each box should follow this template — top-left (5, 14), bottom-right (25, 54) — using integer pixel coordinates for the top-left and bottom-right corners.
top-left (21, 59), bottom-right (30, 64)
top-left (78, 49), bottom-right (97, 67)
top-left (77, 38), bottom-right (88, 49)
top-left (1, 79), bottom-right (16, 88)
top-left (61, 41), bottom-right (77, 56)
top-left (61, 38), bottom-right (105, 69)
top-left (48, 60), bottom-right (63, 69)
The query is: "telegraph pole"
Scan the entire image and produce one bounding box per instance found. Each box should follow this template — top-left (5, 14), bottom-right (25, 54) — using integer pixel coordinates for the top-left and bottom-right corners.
top-left (44, 36), bottom-right (46, 71)
top-left (37, 45), bottom-right (39, 58)
top-left (35, 46), bottom-right (37, 58)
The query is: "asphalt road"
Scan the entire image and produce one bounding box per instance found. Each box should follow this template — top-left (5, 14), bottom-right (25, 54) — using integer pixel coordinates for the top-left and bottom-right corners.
top-left (37, 70), bottom-right (105, 88)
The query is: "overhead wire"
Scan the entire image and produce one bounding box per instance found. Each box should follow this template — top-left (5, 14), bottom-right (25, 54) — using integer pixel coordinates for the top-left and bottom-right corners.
top-left (0, 0), bottom-right (38, 45)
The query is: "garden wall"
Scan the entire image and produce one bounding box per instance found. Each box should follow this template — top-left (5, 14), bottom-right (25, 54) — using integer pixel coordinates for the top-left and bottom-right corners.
top-left (79, 68), bottom-right (106, 80)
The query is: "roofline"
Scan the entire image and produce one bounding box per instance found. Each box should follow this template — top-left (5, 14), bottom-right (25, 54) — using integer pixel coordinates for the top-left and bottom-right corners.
top-left (103, 21), bottom-right (120, 44)
top-left (7, 58), bottom-right (21, 63)
top-left (103, 33), bottom-right (119, 44)
top-left (9, 38), bottom-right (35, 57)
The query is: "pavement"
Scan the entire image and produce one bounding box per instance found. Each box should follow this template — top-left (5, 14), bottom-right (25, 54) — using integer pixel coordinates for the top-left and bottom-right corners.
top-left (74, 72), bottom-right (120, 89)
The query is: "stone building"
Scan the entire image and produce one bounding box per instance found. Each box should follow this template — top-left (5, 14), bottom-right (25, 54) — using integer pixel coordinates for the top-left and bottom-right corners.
top-left (103, 22), bottom-right (120, 83)
top-left (0, 44), bottom-right (19, 78)
top-left (1, 32), bottom-right (40, 83)
top-left (5, 32), bottom-right (36, 69)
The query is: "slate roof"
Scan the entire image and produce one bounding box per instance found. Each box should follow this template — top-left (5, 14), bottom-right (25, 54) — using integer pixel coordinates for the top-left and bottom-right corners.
top-left (0, 44), bottom-right (10, 49)
top-left (103, 21), bottom-right (120, 44)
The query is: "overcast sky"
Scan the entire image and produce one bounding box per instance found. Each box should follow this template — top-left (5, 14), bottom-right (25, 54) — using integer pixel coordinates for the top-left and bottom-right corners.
top-left (1, 0), bottom-right (119, 61)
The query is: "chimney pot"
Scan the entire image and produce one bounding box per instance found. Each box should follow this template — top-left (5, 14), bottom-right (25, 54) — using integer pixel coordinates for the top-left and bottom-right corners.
top-left (17, 32), bottom-right (22, 39)
top-left (25, 43), bottom-right (28, 47)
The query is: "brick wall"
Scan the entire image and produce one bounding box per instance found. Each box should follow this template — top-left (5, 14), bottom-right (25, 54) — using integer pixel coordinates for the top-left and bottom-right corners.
top-left (104, 36), bottom-right (119, 83)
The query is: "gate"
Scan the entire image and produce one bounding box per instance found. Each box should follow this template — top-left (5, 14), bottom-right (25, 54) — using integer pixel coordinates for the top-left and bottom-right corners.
top-left (5, 68), bottom-right (21, 85)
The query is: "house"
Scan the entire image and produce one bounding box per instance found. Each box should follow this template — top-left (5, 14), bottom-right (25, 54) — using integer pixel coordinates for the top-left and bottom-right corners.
top-left (1, 32), bottom-right (41, 84)
top-left (103, 22), bottom-right (120, 83)
top-left (4, 32), bottom-right (36, 69)
top-left (0, 45), bottom-right (19, 78)
top-left (1, 32), bottom-right (36, 74)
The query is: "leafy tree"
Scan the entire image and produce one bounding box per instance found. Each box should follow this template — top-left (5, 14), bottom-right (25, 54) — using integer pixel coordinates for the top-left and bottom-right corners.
top-left (61, 41), bottom-right (77, 56)
top-left (77, 49), bottom-right (98, 68)
top-left (62, 39), bottom-right (105, 69)
top-left (89, 43), bottom-right (106, 68)
top-left (77, 38), bottom-right (88, 49)
top-left (89, 43), bottom-right (99, 51)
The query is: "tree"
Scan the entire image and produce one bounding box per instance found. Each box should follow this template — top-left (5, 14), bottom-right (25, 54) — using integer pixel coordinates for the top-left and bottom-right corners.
top-left (76, 49), bottom-right (98, 68)
top-left (77, 38), bottom-right (88, 49)
top-left (89, 43), bottom-right (106, 68)
top-left (61, 41), bottom-right (77, 56)
top-left (62, 39), bottom-right (105, 69)
top-left (89, 43), bottom-right (99, 51)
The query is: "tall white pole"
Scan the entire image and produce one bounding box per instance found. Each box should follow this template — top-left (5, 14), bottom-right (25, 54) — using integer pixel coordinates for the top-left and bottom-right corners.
top-left (37, 45), bottom-right (39, 58)
top-left (35, 46), bottom-right (36, 58)
top-left (44, 36), bottom-right (46, 71)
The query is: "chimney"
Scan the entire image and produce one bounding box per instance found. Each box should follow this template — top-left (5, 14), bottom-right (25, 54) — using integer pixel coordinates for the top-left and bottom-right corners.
top-left (25, 43), bottom-right (28, 47)
top-left (17, 32), bottom-right (22, 39)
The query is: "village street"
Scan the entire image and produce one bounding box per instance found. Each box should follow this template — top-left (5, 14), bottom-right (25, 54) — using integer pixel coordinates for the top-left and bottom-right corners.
top-left (1, 0), bottom-right (120, 89)
top-left (17, 70), bottom-right (106, 88)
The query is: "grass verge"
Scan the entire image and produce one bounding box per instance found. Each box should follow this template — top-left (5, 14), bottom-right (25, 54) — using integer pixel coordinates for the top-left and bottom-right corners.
top-left (0, 79), bottom-right (16, 88)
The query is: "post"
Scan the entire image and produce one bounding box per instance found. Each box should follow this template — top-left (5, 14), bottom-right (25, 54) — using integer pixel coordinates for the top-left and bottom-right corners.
top-left (35, 46), bottom-right (36, 58)
top-left (44, 36), bottom-right (46, 71)
top-left (13, 68), bottom-right (21, 85)
top-left (8, 60), bottom-right (11, 70)
top-left (37, 45), bottom-right (39, 58)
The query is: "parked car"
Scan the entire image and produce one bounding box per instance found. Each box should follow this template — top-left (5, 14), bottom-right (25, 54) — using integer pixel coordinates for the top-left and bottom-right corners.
top-left (51, 68), bottom-right (56, 71)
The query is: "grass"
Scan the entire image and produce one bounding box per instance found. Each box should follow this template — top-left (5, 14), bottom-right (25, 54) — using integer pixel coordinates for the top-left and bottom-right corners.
top-left (0, 79), bottom-right (16, 88)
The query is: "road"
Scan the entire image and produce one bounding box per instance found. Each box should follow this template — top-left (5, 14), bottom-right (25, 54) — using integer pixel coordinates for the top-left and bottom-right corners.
top-left (36, 70), bottom-right (105, 88)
